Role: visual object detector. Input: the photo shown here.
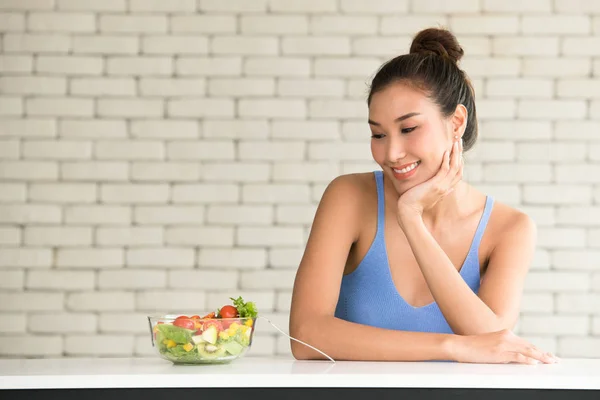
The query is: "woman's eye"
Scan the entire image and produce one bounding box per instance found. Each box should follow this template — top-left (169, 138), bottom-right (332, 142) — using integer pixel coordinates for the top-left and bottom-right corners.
top-left (401, 126), bottom-right (417, 134)
top-left (371, 134), bottom-right (384, 139)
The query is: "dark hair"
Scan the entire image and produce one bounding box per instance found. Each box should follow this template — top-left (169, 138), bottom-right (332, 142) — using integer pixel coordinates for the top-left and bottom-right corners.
top-left (367, 27), bottom-right (478, 152)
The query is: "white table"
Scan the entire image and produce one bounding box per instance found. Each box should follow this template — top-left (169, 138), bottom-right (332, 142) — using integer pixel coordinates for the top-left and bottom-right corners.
top-left (1, 356), bottom-right (599, 399)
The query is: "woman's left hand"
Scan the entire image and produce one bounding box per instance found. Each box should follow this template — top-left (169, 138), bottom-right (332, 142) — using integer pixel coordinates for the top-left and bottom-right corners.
top-left (396, 135), bottom-right (464, 224)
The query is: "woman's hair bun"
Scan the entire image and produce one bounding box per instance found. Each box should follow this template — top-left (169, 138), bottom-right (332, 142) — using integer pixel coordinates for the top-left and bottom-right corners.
top-left (409, 27), bottom-right (464, 64)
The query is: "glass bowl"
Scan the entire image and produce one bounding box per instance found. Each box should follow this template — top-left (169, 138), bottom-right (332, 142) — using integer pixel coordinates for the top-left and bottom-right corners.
top-left (148, 314), bottom-right (256, 365)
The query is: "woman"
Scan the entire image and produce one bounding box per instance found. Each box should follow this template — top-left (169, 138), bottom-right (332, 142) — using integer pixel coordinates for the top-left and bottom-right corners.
top-left (289, 28), bottom-right (559, 365)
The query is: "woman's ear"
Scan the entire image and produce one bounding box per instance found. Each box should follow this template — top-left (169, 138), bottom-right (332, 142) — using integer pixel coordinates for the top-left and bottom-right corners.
top-left (451, 104), bottom-right (468, 138)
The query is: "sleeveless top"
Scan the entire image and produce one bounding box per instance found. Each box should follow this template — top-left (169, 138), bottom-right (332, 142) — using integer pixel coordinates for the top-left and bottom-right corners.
top-left (334, 170), bottom-right (495, 334)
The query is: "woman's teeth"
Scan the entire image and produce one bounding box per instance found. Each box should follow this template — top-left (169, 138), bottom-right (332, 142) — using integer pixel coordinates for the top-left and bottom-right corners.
top-left (393, 161), bottom-right (420, 174)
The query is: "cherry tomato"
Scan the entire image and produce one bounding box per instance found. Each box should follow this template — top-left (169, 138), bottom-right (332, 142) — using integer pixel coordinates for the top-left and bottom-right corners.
top-left (202, 319), bottom-right (223, 332)
top-left (190, 315), bottom-right (200, 320)
top-left (219, 305), bottom-right (238, 318)
top-left (173, 317), bottom-right (195, 330)
top-left (201, 312), bottom-right (215, 319)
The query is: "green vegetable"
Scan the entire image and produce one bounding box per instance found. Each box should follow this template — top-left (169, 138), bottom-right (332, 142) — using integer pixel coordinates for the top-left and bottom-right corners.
top-left (230, 296), bottom-right (258, 318)
top-left (156, 323), bottom-right (193, 344)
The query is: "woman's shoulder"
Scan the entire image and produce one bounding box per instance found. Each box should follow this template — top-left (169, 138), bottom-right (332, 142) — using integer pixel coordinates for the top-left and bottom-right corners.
top-left (482, 195), bottom-right (537, 250)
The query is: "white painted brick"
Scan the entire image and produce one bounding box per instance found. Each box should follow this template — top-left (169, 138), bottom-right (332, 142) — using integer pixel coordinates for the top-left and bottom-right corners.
top-left (282, 37), bottom-right (350, 56)
top-left (0, 139), bottom-right (19, 159)
top-left (552, 250), bottom-right (600, 270)
top-left (537, 228), bottom-right (586, 249)
top-left (240, 270), bottom-right (296, 290)
top-left (341, 162), bottom-right (381, 176)
top-left (0, 119), bottom-right (55, 138)
top-left (96, 227), bottom-right (163, 247)
top-left (204, 119), bottom-right (268, 139)
top-left (0, 226), bottom-right (20, 245)
top-left (0, 0), bottom-right (54, 10)
top-left (276, 291), bottom-right (292, 311)
top-left (171, 15), bottom-right (236, 33)
top-left (0, 183), bottom-right (25, 202)
top-left (242, 15), bottom-right (307, 34)
top-left (269, 247), bottom-right (304, 268)
top-left (238, 227), bottom-right (304, 246)
top-left (28, 12), bottom-right (95, 32)
top-left (483, 0), bottom-right (551, 12)
top-left (556, 294), bottom-right (600, 314)
top-left (57, 0), bottom-right (126, 11)
top-left (558, 79), bottom-right (600, 98)
top-left (308, 141), bottom-right (371, 161)
top-left (172, 183), bottom-right (239, 203)
top-left (212, 36), bottom-right (278, 55)
top-left (166, 227), bottom-right (234, 247)
top-left (134, 206), bottom-right (204, 225)
top-left (24, 140), bottom-right (91, 160)
top-left (100, 15), bottom-right (167, 34)
top-left (107, 57), bottom-right (172, 76)
top-left (27, 270), bottom-right (95, 290)
top-left (460, 58), bottom-right (520, 78)
top-left (242, 184), bottom-right (310, 204)
top-left (0, 248), bottom-right (52, 268)
top-left (309, 99), bottom-right (366, 119)
top-left (177, 57), bottom-right (242, 76)
top-left (350, 37), bottom-right (410, 57)
top-left (67, 292), bottom-right (134, 311)
top-left (515, 206), bottom-right (554, 227)
top-left (130, 0), bottom-right (195, 12)
top-left (98, 99), bottom-right (164, 118)
top-left (71, 78), bottom-right (135, 96)
top-left (131, 162), bottom-right (200, 182)
top-left (594, 273), bottom-right (600, 290)
top-left (95, 141), bottom-right (163, 161)
top-left (493, 37), bottom-right (558, 56)
top-left (101, 184), bottom-right (169, 204)
top-left (273, 162), bottom-right (339, 183)
top-left (412, 0), bottom-right (479, 13)
top-left (521, 294), bottom-right (553, 313)
top-left (591, 144), bottom-right (600, 159)
top-left (0, 292), bottom-right (63, 311)
top-left (0, 335), bottom-right (62, 356)
top-left (0, 97), bottom-right (22, 116)
top-left (207, 205), bottom-right (272, 225)
top-left (468, 100), bottom-right (516, 119)
top-left (60, 119), bottom-right (126, 139)
top-left (36, 55), bottom-right (103, 75)
top-left (135, 335), bottom-right (154, 356)
top-left (244, 57), bottom-right (310, 77)
top-left (136, 290), bottom-right (205, 312)
top-left (168, 270), bottom-right (238, 290)
top-left (380, 15), bottom-right (446, 35)
top-left (167, 141), bottom-right (234, 161)
top-left (465, 141), bottom-right (515, 162)
top-left (517, 336), bottom-right (557, 354)
top-left (131, 120), bottom-right (198, 139)
top-left (25, 226), bottom-right (92, 246)
top-left (531, 249), bottom-right (551, 270)
top-left (142, 36), bottom-right (208, 55)
top-left (519, 315), bottom-right (588, 336)
top-left (98, 270), bottom-right (166, 289)
top-left (65, 335), bottom-right (134, 356)
top-left (451, 16), bottom-right (518, 34)
top-left (0, 271), bottom-right (23, 289)
top-left (555, 121), bottom-right (600, 141)
top-left (0, 204), bottom-right (60, 224)
top-left (595, 318), bottom-right (600, 335)
top-left (56, 248), bottom-right (124, 268)
top-left (279, 79), bottom-right (344, 98)
top-left (26, 97), bottom-right (93, 117)
top-left (523, 185), bottom-right (591, 205)
top-left (72, 35), bottom-right (138, 54)
top-left (559, 337), bottom-right (600, 358)
top-left (61, 161), bottom-right (128, 182)
top-left (142, 78), bottom-right (207, 97)
top-left (29, 183), bottom-right (96, 203)
top-left (206, 291), bottom-right (274, 310)
top-left (276, 335), bottom-right (292, 355)
top-left (523, 16), bottom-right (590, 34)
top-left (525, 272), bottom-right (589, 292)
top-left (239, 99), bottom-right (306, 118)
top-left (556, 165), bottom-right (600, 183)
top-left (483, 164), bottom-right (551, 183)
top-left (238, 141), bottom-right (304, 161)
top-left (271, 0), bottom-right (337, 12)
top-left (2, 75), bottom-right (67, 94)
top-left (127, 248), bottom-right (194, 268)
top-left (276, 204), bottom-right (317, 224)
top-left (202, 163), bottom-right (270, 183)
top-left (208, 78), bottom-right (274, 97)
top-left (523, 58), bottom-right (590, 77)
top-left (555, 0), bottom-right (600, 13)
top-left (168, 99), bottom-right (235, 118)
top-left (590, 101), bottom-right (600, 119)
top-left (199, 248), bottom-right (267, 269)
top-left (486, 79), bottom-right (553, 98)
top-left (99, 313), bottom-right (150, 334)
top-left (0, 160), bottom-right (59, 180)
top-left (589, 230), bottom-right (600, 248)
top-left (3, 33), bottom-right (70, 53)
top-left (563, 38), bottom-right (600, 56)
top-left (0, 13), bottom-right (24, 31)
top-left (65, 205), bottom-right (130, 225)
top-left (245, 335), bottom-right (275, 356)
top-left (342, 121), bottom-right (373, 141)
top-left (271, 120), bottom-right (339, 141)
top-left (517, 142), bottom-right (586, 162)
top-left (314, 58), bottom-right (380, 78)
top-left (469, 185), bottom-right (520, 205)
top-left (0, 55), bottom-right (32, 72)
top-left (518, 100), bottom-right (587, 120)
top-left (311, 16), bottom-right (376, 34)
top-left (0, 313), bottom-right (26, 332)
top-left (198, 0), bottom-right (267, 12)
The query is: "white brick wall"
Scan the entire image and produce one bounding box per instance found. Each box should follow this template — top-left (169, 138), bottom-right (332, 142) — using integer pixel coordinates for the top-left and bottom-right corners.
top-left (0, 0), bottom-right (598, 361)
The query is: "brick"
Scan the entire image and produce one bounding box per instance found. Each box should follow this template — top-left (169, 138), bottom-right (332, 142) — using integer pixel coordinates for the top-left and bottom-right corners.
top-left (23, 140), bottom-right (91, 160)
top-left (516, 205), bottom-right (555, 227)
top-left (65, 335), bottom-right (134, 356)
top-left (276, 205), bottom-right (317, 225)
top-left (0, 248), bottom-right (52, 268)
top-left (282, 37), bottom-right (350, 55)
top-left (556, 165), bottom-right (600, 183)
top-left (519, 316), bottom-right (588, 336)
top-left (172, 183), bottom-right (238, 204)
top-left (60, 119), bottom-right (127, 139)
top-left (537, 228), bottom-right (586, 249)
top-left (0, 55), bottom-right (32, 72)
top-left (270, 0), bottom-right (336, 12)
top-left (518, 100), bottom-right (587, 119)
top-left (242, 184), bottom-right (310, 204)
top-left (459, 58), bottom-right (520, 78)
top-left (212, 36), bottom-right (278, 55)
top-left (141, 78), bottom-right (206, 97)
top-left (0, 204), bottom-right (60, 224)
top-left (72, 35), bottom-right (138, 54)
top-left (521, 294), bottom-right (553, 313)
top-left (165, 227), bottom-right (234, 247)
top-left (559, 337), bottom-right (600, 358)
top-left (98, 269), bottom-right (166, 289)
top-left (238, 141), bottom-right (304, 161)
top-left (590, 101), bottom-right (600, 119)
top-left (558, 79), bottom-right (600, 98)
top-left (28, 12), bottom-right (95, 32)
top-left (240, 99), bottom-right (306, 118)
top-left (130, 0), bottom-right (195, 12)
top-left (168, 270), bottom-right (238, 290)
top-left (3, 33), bottom-right (70, 53)
top-left (311, 16), bottom-right (376, 34)
top-left (272, 120), bottom-right (339, 141)
top-left (273, 162), bottom-right (339, 183)
top-left (168, 99), bottom-right (234, 118)
top-left (493, 37), bottom-right (558, 56)
top-left (276, 291), bottom-right (292, 311)
top-left (208, 78), bottom-right (274, 97)
top-left (269, 247), bottom-right (304, 269)
top-left (198, 0), bottom-right (267, 12)
top-left (199, 248), bottom-right (267, 269)
top-left (65, 205), bottom-right (130, 225)
top-left (101, 184), bottom-right (169, 204)
top-left (483, 0), bottom-right (551, 12)
top-left (201, 163), bottom-right (270, 182)
top-left (523, 185), bottom-right (591, 205)
top-left (242, 15), bottom-right (307, 34)
top-left (0, 226), bottom-right (20, 245)
top-left (1, 76), bottom-right (67, 95)
top-left (171, 15), bottom-right (236, 33)
top-left (99, 312), bottom-right (150, 334)
top-left (26, 97), bottom-right (93, 117)
top-left (61, 161), bottom-right (128, 182)
top-left (517, 142), bottom-right (586, 162)
top-left (244, 57), bottom-right (310, 77)
top-left (0, 313), bottom-right (26, 332)
top-left (278, 78), bottom-right (344, 98)
top-left (25, 226), bottom-right (92, 246)
top-left (556, 294), bottom-right (600, 314)
top-left (523, 16), bottom-right (590, 34)
top-left (203, 119), bottom-right (267, 139)
top-left (27, 271), bottom-right (95, 291)
top-left (563, 38), bottom-right (600, 56)
top-left (486, 79), bottom-right (553, 98)
top-left (100, 15), bottom-right (167, 34)
top-left (556, 204), bottom-right (600, 226)
top-left (0, 270), bottom-right (23, 289)
top-left (0, 0), bottom-right (54, 10)
top-left (131, 162), bottom-right (200, 182)
top-left (177, 57), bottom-right (242, 76)
top-left (468, 185), bottom-right (520, 205)
top-left (308, 141), bottom-right (373, 161)
top-left (98, 99), bottom-right (164, 118)
top-left (0, 161), bottom-right (55, 180)
top-left (412, 0), bottom-right (479, 13)
top-left (142, 36), bottom-right (208, 55)
top-left (531, 249), bottom-right (551, 270)
top-left (29, 183), bottom-right (96, 203)
top-left (555, 121), bottom-right (600, 140)
top-left (131, 120), bottom-right (198, 139)
top-left (589, 230), bottom-right (600, 248)
top-left (0, 97), bottom-right (22, 116)
top-left (136, 291), bottom-right (205, 312)
top-left (590, 144), bottom-right (600, 159)
top-left (240, 270), bottom-right (296, 290)
top-left (57, 0), bottom-right (126, 11)
top-left (314, 57), bottom-right (380, 78)
top-left (0, 292), bottom-right (63, 311)
top-left (95, 140), bottom-right (163, 160)
top-left (167, 141), bottom-right (234, 160)
top-left (246, 335), bottom-right (275, 356)
top-left (0, 335), bottom-right (62, 356)
top-left (523, 58), bottom-right (590, 77)
top-left (474, 100), bottom-right (516, 119)
top-left (237, 227), bottom-right (304, 246)
top-left (57, 248), bottom-right (124, 268)
top-left (450, 16), bottom-right (518, 34)
top-left (0, 139), bottom-right (18, 159)
top-left (107, 56), bottom-right (172, 76)
top-left (309, 99), bottom-right (366, 119)
top-left (482, 164), bottom-right (552, 183)
top-left (71, 77), bottom-right (135, 96)
top-left (127, 248), bottom-right (195, 268)
top-left (380, 15), bottom-right (448, 34)
top-left (36, 55), bottom-right (103, 75)
top-left (67, 292), bottom-right (134, 311)
top-left (134, 206), bottom-right (204, 225)
top-left (96, 227), bottom-right (162, 247)
top-left (553, 250), bottom-right (600, 270)
top-left (525, 272), bottom-right (590, 292)
top-left (207, 205), bottom-right (272, 225)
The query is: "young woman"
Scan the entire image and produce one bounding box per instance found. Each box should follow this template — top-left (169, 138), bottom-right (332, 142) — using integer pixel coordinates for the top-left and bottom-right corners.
top-left (289, 28), bottom-right (559, 365)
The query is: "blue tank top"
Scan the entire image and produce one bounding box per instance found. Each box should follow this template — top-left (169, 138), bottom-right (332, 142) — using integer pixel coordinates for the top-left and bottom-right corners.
top-left (334, 170), bottom-right (495, 334)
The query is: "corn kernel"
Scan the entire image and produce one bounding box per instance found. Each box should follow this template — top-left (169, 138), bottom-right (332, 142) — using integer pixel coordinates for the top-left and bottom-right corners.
top-left (244, 319), bottom-right (253, 327)
top-left (183, 343), bottom-right (193, 352)
top-left (167, 340), bottom-right (177, 349)
top-left (230, 322), bottom-right (240, 330)
top-left (219, 332), bottom-right (230, 340)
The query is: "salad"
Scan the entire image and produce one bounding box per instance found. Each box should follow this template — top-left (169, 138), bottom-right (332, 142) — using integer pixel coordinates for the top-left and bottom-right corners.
top-left (151, 296), bottom-right (258, 364)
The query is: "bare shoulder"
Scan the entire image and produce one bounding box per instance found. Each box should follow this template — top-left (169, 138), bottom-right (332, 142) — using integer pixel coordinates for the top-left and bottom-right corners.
top-left (488, 200), bottom-right (537, 252)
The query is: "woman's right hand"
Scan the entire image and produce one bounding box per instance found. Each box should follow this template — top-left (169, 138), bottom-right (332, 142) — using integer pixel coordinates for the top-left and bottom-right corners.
top-left (450, 329), bottom-right (560, 365)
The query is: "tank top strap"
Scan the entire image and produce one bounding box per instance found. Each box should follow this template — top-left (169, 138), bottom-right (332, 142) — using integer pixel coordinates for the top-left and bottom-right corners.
top-left (374, 170), bottom-right (385, 238)
top-left (470, 195), bottom-right (494, 252)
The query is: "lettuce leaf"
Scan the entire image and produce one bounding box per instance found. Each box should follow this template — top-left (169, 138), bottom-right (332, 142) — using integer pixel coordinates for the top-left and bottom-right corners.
top-left (156, 323), bottom-right (193, 344)
top-left (229, 296), bottom-right (258, 318)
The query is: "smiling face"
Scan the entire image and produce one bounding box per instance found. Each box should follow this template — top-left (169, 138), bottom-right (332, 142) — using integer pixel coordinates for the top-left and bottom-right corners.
top-left (368, 81), bottom-right (460, 194)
